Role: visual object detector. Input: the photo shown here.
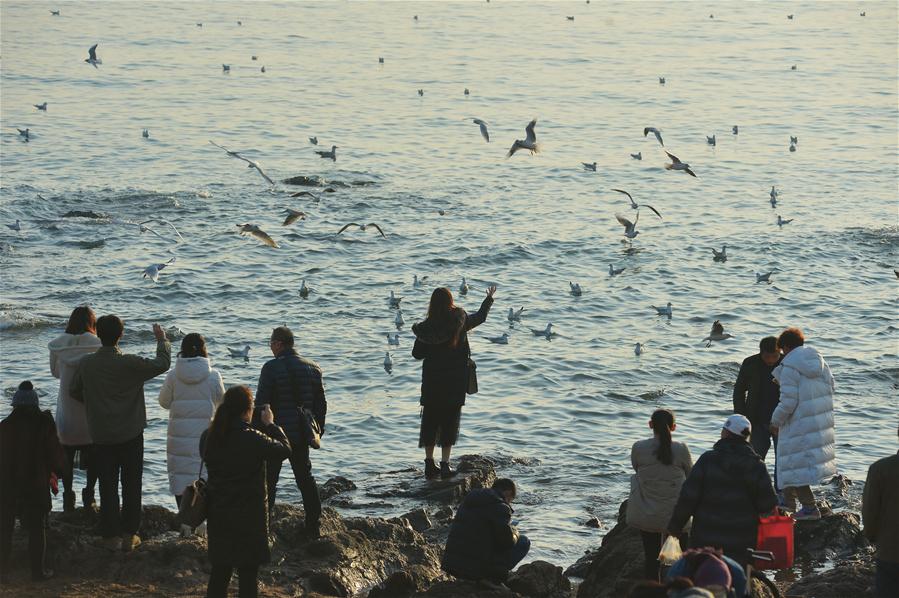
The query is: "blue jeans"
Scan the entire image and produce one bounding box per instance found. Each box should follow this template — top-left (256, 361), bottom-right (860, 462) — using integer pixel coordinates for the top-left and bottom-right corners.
top-left (496, 535), bottom-right (530, 573)
top-left (876, 559), bottom-right (899, 598)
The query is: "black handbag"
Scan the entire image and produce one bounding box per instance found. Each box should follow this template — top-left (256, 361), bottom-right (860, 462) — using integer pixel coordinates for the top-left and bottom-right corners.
top-left (467, 358), bottom-right (478, 394)
top-left (176, 455), bottom-right (208, 528)
top-left (284, 361), bottom-right (323, 449)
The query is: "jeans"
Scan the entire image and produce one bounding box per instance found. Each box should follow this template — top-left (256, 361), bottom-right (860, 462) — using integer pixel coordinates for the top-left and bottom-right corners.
top-left (266, 442), bottom-right (321, 527)
top-left (94, 433), bottom-right (144, 538)
top-left (62, 444), bottom-right (98, 503)
top-left (0, 506), bottom-right (46, 580)
top-left (495, 535), bottom-right (531, 573)
top-left (640, 531), bottom-right (689, 582)
top-left (750, 423), bottom-right (778, 488)
top-left (206, 562), bottom-right (258, 598)
top-left (875, 559), bottom-right (899, 598)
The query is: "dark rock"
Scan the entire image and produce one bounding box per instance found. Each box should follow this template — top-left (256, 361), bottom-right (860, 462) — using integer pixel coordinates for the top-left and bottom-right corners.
top-left (413, 579), bottom-right (520, 597)
top-left (368, 570), bottom-right (420, 597)
top-left (366, 454), bottom-right (496, 506)
top-left (61, 210), bottom-right (109, 219)
top-left (585, 517), bottom-right (601, 529)
top-left (320, 476), bottom-right (357, 501)
top-left (507, 560), bottom-right (571, 598)
top-left (785, 556), bottom-right (876, 597)
top-left (575, 501), bottom-right (644, 598)
top-left (564, 549), bottom-right (600, 579)
top-left (400, 508), bottom-right (433, 533)
top-left (794, 511), bottom-right (869, 562)
top-left (282, 175), bottom-right (329, 186)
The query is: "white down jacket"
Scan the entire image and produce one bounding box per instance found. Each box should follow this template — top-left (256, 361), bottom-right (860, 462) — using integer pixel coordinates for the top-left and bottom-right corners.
top-left (770, 345), bottom-right (836, 488)
top-left (49, 332), bottom-right (102, 446)
top-left (158, 357), bottom-right (224, 495)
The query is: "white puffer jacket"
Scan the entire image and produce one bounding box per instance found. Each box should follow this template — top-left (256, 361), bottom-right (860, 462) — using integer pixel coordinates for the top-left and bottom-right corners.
top-left (49, 332), bottom-right (102, 446)
top-left (158, 357), bottom-right (224, 495)
top-left (771, 345), bottom-right (836, 488)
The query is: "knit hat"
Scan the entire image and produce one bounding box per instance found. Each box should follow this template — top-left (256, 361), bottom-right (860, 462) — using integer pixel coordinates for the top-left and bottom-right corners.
top-left (11, 380), bottom-right (39, 408)
top-left (693, 554), bottom-right (732, 591)
top-left (723, 414), bottom-right (751, 438)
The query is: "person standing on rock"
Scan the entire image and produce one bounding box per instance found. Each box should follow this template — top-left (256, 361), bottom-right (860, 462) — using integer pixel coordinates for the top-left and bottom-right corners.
top-left (70, 316), bottom-right (171, 552)
top-left (201, 385), bottom-right (291, 598)
top-left (412, 285), bottom-right (495, 479)
top-left (733, 336), bottom-right (781, 479)
top-left (442, 478), bottom-right (530, 586)
top-left (862, 422), bottom-right (899, 598)
top-left (256, 325), bottom-right (326, 538)
top-left (0, 381), bottom-right (67, 583)
top-left (769, 327), bottom-right (836, 521)
top-left (626, 409), bottom-right (693, 581)
top-left (157, 333), bottom-right (224, 535)
top-left (48, 305), bottom-right (102, 513)
top-left (667, 415), bottom-right (777, 566)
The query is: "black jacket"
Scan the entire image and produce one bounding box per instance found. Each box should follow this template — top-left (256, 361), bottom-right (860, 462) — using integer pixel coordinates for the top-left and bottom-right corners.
top-left (0, 407), bottom-right (67, 513)
top-left (200, 421), bottom-right (291, 566)
top-left (412, 295), bottom-right (493, 408)
top-left (442, 488), bottom-right (519, 581)
top-left (256, 349), bottom-right (326, 446)
top-left (733, 354), bottom-right (780, 425)
top-left (668, 437), bottom-right (777, 562)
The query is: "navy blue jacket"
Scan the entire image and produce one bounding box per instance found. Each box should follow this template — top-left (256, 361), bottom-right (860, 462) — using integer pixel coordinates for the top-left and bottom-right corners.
top-left (255, 349), bottom-right (327, 446)
top-left (442, 488), bottom-right (519, 581)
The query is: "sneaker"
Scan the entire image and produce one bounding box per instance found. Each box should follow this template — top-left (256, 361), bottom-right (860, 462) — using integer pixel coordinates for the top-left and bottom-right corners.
top-left (121, 534), bottom-right (142, 552)
top-left (439, 461), bottom-right (456, 480)
top-left (99, 536), bottom-right (122, 552)
top-left (792, 506), bottom-right (821, 521)
top-left (777, 492), bottom-right (796, 513)
top-left (179, 524), bottom-right (193, 538)
top-left (424, 458), bottom-right (440, 479)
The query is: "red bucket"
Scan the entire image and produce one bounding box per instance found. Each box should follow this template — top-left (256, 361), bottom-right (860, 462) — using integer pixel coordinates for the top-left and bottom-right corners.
top-left (755, 514), bottom-right (794, 569)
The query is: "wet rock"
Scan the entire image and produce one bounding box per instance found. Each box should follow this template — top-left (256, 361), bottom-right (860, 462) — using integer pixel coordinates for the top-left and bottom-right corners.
top-left (413, 579), bottom-right (520, 597)
top-left (320, 475), bottom-right (357, 501)
top-left (564, 549), bottom-right (600, 579)
top-left (585, 517), bottom-right (601, 529)
top-left (400, 508), bottom-right (434, 533)
top-left (282, 175), bottom-right (329, 186)
top-left (507, 560), bottom-right (571, 598)
top-left (784, 556), bottom-right (876, 597)
top-left (574, 501), bottom-right (645, 598)
top-left (368, 570), bottom-right (422, 598)
top-left (61, 210), bottom-right (109, 219)
top-left (794, 511), bottom-right (869, 562)
top-left (366, 454), bottom-right (496, 506)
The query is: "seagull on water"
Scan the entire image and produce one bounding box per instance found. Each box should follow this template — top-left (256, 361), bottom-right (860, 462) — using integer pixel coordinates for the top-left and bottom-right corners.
top-left (789, 143), bottom-right (796, 152)
top-left (659, 76), bottom-right (666, 85)
top-left (631, 152), bottom-right (642, 160)
top-left (222, 64), bottom-right (230, 72)
top-left (611, 189), bottom-right (662, 219)
top-left (227, 345), bottom-right (250, 360)
top-left (712, 245), bottom-right (727, 262)
top-left (251, 55), bottom-right (258, 61)
top-left (34, 102), bottom-right (47, 111)
top-left (643, 127), bottom-right (664, 147)
top-left (260, 66), bottom-right (266, 73)
top-left (395, 310), bottom-right (405, 329)
top-left (16, 128), bottom-right (30, 141)
top-left (387, 333), bottom-right (400, 346)
top-left (383, 352), bottom-right (393, 373)
top-left (702, 320), bottom-right (734, 347)
top-left (142, 129), bottom-right (150, 139)
top-left (85, 44), bottom-right (101, 68)
top-left (508, 307), bottom-right (525, 322)
top-left (664, 151), bottom-right (697, 177)
top-left (507, 119), bottom-right (539, 157)
top-left (388, 291), bottom-right (403, 308)
top-left (487, 333), bottom-right (509, 344)
top-left (530, 323), bottom-right (556, 339)
top-left (769, 186), bottom-right (778, 207)
top-left (282, 208), bottom-right (307, 226)
top-left (777, 215), bottom-right (793, 227)
top-left (470, 119), bottom-right (490, 142)
top-left (707, 135), bottom-right (716, 146)
top-left (652, 302), bottom-right (673, 317)
top-left (337, 222), bottom-right (385, 237)
top-left (756, 271), bottom-right (773, 283)
top-left (309, 136), bottom-right (318, 145)
top-left (582, 162), bottom-right (597, 172)
top-left (609, 264), bottom-right (625, 276)
top-left (209, 141), bottom-right (275, 188)
top-left (315, 145), bottom-right (338, 161)
top-left (464, 88), bottom-right (470, 96)
top-left (142, 257), bottom-right (176, 283)
top-left (413, 274), bottom-right (428, 287)
top-left (6, 220), bottom-right (21, 232)
top-left (635, 342), bottom-right (645, 356)
top-left (459, 277), bottom-right (469, 296)
top-left (566, 16), bottom-right (575, 21)
top-left (732, 125), bottom-right (739, 135)
top-left (616, 212), bottom-right (640, 240)
top-left (237, 223), bottom-right (278, 247)
top-left (417, 89), bottom-right (424, 96)
top-left (378, 57), bottom-right (384, 64)
top-left (50, 10), bottom-right (60, 15)
top-left (570, 282), bottom-right (583, 296)
top-left (299, 279), bottom-right (310, 298)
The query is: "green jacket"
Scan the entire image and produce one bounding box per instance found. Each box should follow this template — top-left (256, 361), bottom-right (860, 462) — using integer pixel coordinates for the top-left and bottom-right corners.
top-left (70, 340), bottom-right (171, 445)
top-left (863, 451), bottom-right (899, 563)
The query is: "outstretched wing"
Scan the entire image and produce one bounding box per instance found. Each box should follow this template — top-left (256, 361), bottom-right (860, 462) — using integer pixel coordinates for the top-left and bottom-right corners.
top-left (641, 204), bottom-right (663, 219)
top-left (251, 229), bottom-right (278, 248)
top-left (611, 188), bottom-right (633, 203)
top-left (366, 223), bottom-right (386, 237)
top-left (684, 166), bottom-right (697, 178)
top-left (711, 320), bottom-right (724, 335)
top-left (506, 141), bottom-right (520, 158)
top-left (88, 44), bottom-right (98, 60)
top-left (524, 119), bottom-right (537, 144)
top-left (282, 210), bottom-right (306, 226)
top-left (251, 163), bottom-right (275, 186)
top-left (337, 223), bottom-right (359, 234)
top-left (209, 140), bottom-right (241, 158)
top-left (479, 123), bottom-right (489, 142)
top-left (615, 214), bottom-right (634, 229)
top-left (665, 151), bottom-right (682, 164)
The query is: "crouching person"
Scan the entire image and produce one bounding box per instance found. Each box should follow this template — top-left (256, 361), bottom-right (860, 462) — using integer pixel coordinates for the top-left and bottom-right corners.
top-left (442, 478), bottom-right (530, 587)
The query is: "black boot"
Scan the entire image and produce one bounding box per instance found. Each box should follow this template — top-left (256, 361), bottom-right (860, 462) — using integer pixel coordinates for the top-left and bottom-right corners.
top-left (82, 488), bottom-right (97, 511)
top-left (440, 461), bottom-right (456, 480)
top-left (63, 491), bottom-right (76, 514)
top-left (424, 459), bottom-right (440, 479)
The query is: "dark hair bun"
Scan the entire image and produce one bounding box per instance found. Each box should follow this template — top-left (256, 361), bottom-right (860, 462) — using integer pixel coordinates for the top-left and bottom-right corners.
top-left (18, 380), bottom-right (34, 390)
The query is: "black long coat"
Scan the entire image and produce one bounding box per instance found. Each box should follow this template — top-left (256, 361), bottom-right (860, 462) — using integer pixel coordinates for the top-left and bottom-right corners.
top-left (412, 295), bottom-right (493, 408)
top-left (200, 421), bottom-right (291, 566)
top-left (442, 488), bottom-right (519, 580)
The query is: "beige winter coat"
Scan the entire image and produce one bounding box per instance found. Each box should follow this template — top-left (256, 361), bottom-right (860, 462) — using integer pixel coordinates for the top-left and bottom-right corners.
top-left (627, 437), bottom-right (693, 533)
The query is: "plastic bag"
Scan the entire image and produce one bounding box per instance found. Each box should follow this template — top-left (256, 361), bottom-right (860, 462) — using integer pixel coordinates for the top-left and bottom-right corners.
top-left (658, 535), bottom-right (683, 565)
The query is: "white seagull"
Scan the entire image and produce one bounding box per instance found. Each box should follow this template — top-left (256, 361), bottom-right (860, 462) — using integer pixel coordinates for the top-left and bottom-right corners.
top-left (712, 245), bottom-right (727, 262)
top-left (609, 264), bottom-right (625, 276)
top-left (387, 333), bottom-right (400, 346)
top-left (777, 215), bottom-right (794, 227)
top-left (85, 44), bottom-right (102, 68)
top-left (315, 145), bottom-right (338, 161)
top-left (569, 282), bottom-right (583, 296)
top-left (299, 279), bottom-right (310, 298)
top-left (459, 277), bottom-right (469, 296)
top-left (337, 222), bottom-right (385, 237)
top-left (228, 345), bottom-right (251, 359)
top-left (487, 333), bottom-right (510, 344)
top-left (652, 302), bottom-right (673, 317)
top-left (142, 257), bottom-right (176, 283)
top-left (507, 119), bottom-right (539, 157)
top-left (702, 320), bottom-right (734, 347)
top-left (471, 119), bottom-right (490, 142)
top-left (413, 274), bottom-right (428, 288)
top-left (237, 223), bottom-right (278, 247)
top-left (756, 271), bottom-right (773, 283)
top-left (630, 152), bottom-right (642, 160)
top-left (384, 352), bottom-right (393, 373)
top-left (34, 102), bottom-right (47, 111)
top-left (308, 136), bottom-right (318, 145)
top-left (635, 342), bottom-right (645, 356)
top-left (643, 127), bottom-right (664, 147)
top-left (16, 128), bottom-right (30, 141)
top-left (388, 291), bottom-right (403, 308)
top-left (530, 323), bottom-right (556, 339)
top-left (282, 208), bottom-right (307, 226)
top-left (395, 310), bottom-right (405, 329)
top-left (769, 186), bottom-right (778, 206)
top-left (616, 212), bottom-right (640, 240)
top-left (707, 135), bottom-right (716, 146)
top-left (209, 141), bottom-right (275, 187)
top-left (507, 307), bottom-right (525, 322)
top-left (664, 151), bottom-right (697, 177)
top-left (582, 162), bottom-right (597, 172)
top-left (611, 189), bottom-right (662, 219)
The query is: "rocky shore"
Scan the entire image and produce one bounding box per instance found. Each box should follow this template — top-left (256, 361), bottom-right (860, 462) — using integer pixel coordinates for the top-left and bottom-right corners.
top-left (0, 458), bottom-right (876, 598)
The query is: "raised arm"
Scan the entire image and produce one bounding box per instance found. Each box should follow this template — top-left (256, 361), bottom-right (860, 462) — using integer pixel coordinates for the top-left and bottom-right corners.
top-left (464, 286), bottom-right (496, 331)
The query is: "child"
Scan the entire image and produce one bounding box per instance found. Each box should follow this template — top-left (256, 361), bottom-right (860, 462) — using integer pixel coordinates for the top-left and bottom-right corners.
top-left (0, 381), bottom-right (67, 583)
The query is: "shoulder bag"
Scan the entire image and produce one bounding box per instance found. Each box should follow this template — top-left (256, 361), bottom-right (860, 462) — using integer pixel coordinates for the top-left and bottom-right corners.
top-left (176, 451), bottom-right (208, 528)
top-left (283, 360), bottom-right (322, 449)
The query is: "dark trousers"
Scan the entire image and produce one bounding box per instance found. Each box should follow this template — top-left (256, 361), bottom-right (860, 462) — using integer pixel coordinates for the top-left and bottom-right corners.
top-left (496, 535), bottom-right (530, 573)
top-left (266, 443), bottom-right (320, 527)
top-left (62, 444), bottom-right (98, 503)
top-left (875, 559), bottom-right (899, 598)
top-left (641, 531), bottom-right (688, 582)
top-left (0, 506), bottom-right (46, 581)
top-left (206, 562), bottom-right (259, 598)
top-left (751, 422), bottom-right (778, 488)
top-left (94, 433), bottom-right (144, 538)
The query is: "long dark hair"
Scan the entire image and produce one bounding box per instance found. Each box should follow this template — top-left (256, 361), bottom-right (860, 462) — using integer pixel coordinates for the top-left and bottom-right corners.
top-left (65, 306), bottom-right (97, 335)
top-left (426, 287), bottom-right (464, 347)
top-left (207, 385), bottom-right (253, 450)
top-left (180, 333), bottom-right (208, 358)
top-left (650, 409), bottom-right (676, 465)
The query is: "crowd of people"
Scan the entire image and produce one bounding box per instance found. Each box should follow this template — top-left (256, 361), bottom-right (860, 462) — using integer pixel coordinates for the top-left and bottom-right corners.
top-left (0, 291), bottom-right (896, 598)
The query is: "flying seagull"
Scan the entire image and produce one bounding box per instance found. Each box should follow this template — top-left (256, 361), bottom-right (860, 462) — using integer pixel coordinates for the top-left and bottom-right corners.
top-left (611, 189), bottom-right (662, 219)
top-left (282, 208), bottom-right (307, 226)
top-left (85, 44), bottom-right (102, 68)
top-left (142, 257), bottom-right (176, 283)
top-left (289, 190), bottom-right (320, 201)
top-left (643, 127), bottom-right (664, 147)
top-left (471, 119), bottom-right (490, 142)
top-left (237, 223), bottom-right (278, 247)
top-left (209, 141), bottom-right (275, 187)
top-left (337, 222), bottom-right (385, 237)
top-left (507, 307), bottom-right (525, 322)
top-left (16, 128), bottom-right (30, 141)
top-left (664, 151), bottom-right (697, 177)
top-left (315, 145), bottom-right (338, 161)
top-left (507, 119), bottom-right (539, 157)
top-left (702, 320), bottom-right (734, 347)
top-left (615, 212), bottom-right (640, 239)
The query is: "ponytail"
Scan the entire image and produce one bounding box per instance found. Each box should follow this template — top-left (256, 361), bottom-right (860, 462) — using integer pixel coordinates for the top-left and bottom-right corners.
top-left (650, 409), bottom-right (675, 465)
top-left (207, 385), bottom-right (253, 451)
